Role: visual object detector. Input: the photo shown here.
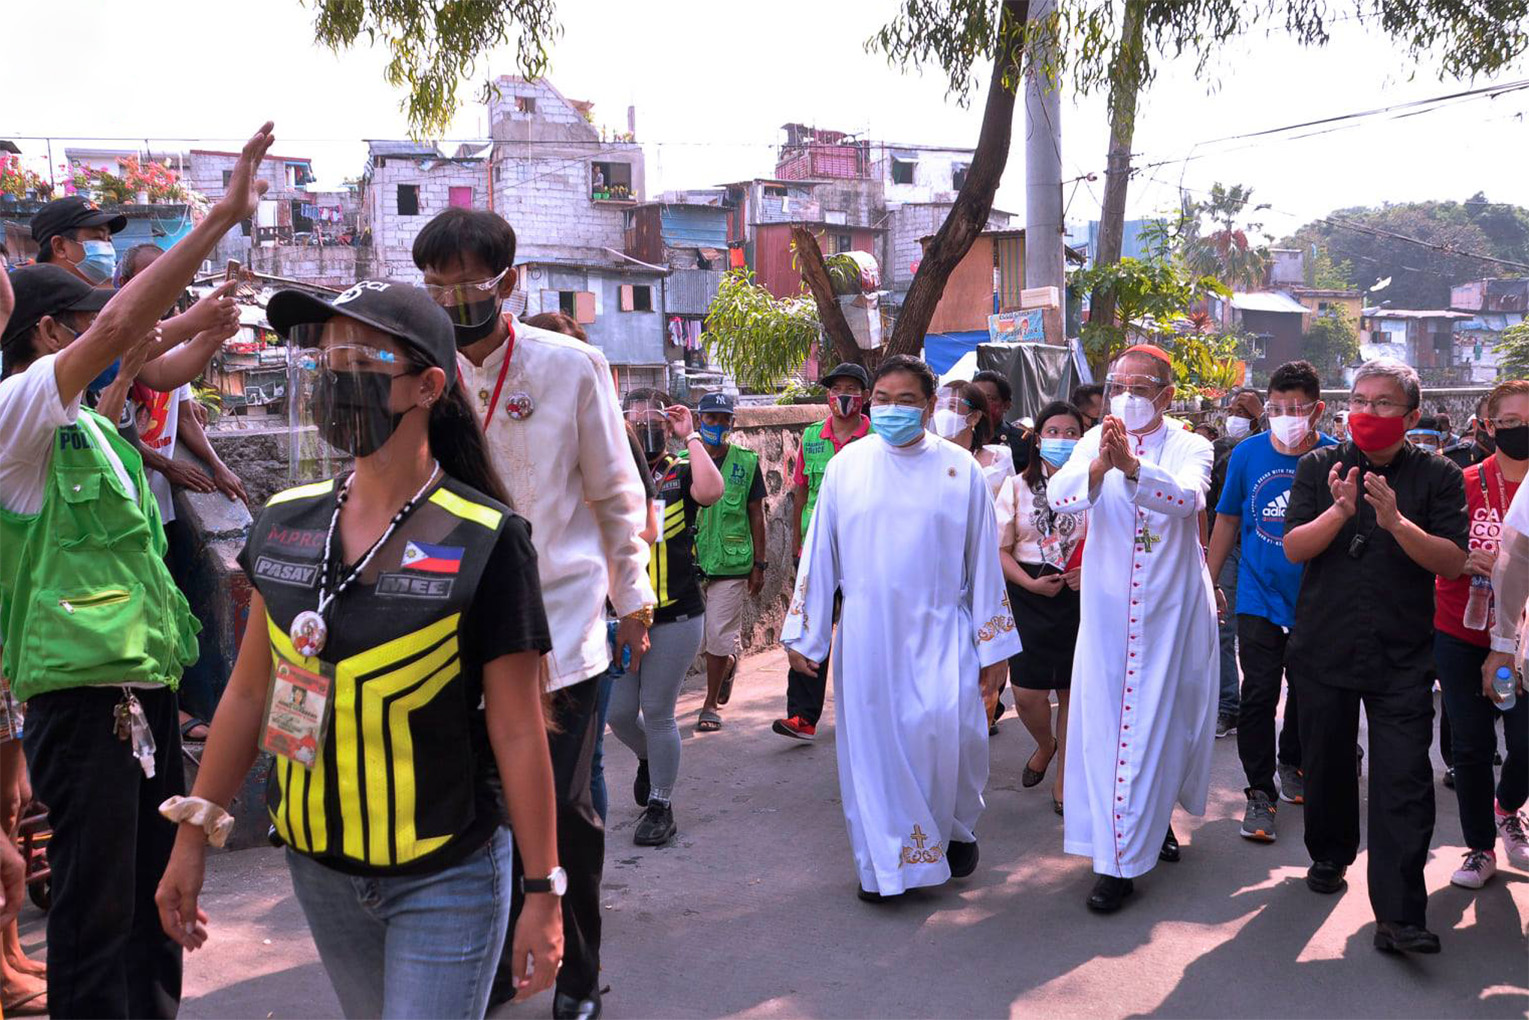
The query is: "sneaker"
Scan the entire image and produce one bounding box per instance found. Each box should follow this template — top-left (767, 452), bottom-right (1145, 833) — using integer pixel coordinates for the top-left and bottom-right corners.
top-left (772, 715), bottom-right (816, 741)
top-left (1215, 711), bottom-right (1237, 738)
top-left (1277, 764), bottom-right (1305, 805)
top-left (1449, 849), bottom-right (1496, 889)
top-left (1240, 790), bottom-right (1278, 842)
top-left (633, 759), bottom-right (650, 808)
top-left (633, 800), bottom-right (676, 847)
top-left (1497, 809), bottom-right (1529, 870)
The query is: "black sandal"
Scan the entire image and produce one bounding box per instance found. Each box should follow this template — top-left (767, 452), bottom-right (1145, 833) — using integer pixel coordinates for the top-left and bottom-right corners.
top-left (180, 716), bottom-right (210, 743)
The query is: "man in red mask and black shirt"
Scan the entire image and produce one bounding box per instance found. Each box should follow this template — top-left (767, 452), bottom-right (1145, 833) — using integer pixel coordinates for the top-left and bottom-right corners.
top-left (1283, 357), bottom-right (1468, 955)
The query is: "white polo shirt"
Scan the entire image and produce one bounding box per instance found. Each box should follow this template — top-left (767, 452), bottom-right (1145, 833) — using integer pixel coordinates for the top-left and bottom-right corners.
top-left (458, 316), bottom-right (654, 690)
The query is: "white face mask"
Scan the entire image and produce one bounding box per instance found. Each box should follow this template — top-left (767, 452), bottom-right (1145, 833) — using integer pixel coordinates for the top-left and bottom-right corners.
top-left (931, 409), bottom-right (968, 439)
top-left (1224, 415), bottom-right (1252, 439)
top-left (1110, 392), bottom-right (1159, 433)
top-left (1270, 414), bottom-right (1311, 448)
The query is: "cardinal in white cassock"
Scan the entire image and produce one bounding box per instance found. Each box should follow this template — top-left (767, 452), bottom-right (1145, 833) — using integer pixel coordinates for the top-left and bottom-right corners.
top-left (1047, 344), bottom-right (1218, 913)
top-left (783, 356), bottom-right (1019, 902)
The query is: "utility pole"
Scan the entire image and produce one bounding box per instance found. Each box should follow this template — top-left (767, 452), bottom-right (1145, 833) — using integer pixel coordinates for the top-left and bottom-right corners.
top-left (1024, 0), bottom-right (1064, 298)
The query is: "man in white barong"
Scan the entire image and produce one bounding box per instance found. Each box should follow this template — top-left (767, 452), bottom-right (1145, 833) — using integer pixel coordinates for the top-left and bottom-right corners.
top-left (783, 355), bottom-right (1020, 902)
top-left (1048, 344), bottom-right (1218, 913)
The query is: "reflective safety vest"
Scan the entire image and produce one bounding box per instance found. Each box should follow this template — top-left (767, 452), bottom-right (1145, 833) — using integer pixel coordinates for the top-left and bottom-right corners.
top-left (245, 475), bottom-right (515, 874)
top-left (695, 445), bottom-right (759, 577)
top-left (0, 407), bottom-right (199, 701)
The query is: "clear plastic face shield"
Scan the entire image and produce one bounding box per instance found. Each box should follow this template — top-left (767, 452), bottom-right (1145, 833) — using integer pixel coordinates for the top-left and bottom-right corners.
top-left (624, 401), bottom-right (670, 461)
top-left (931, 389), bottom-right (978, 440)
top-left (424, 267), bottom-right (508, 347)
top-left (286, 317), bottom-right (427, 477)
top-left (1104, 371), bottom-right (1168, 432)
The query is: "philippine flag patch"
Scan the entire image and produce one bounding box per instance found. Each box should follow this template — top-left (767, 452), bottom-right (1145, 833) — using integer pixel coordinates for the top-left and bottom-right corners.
top-left (401, 540), bottom-right (464, 574)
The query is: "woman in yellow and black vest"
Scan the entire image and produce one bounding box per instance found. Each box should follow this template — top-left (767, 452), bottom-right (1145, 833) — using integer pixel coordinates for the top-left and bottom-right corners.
top-left (610, 390), bottom-right (723, 847)
top-left (154, 281), bottom-right (563, 1019)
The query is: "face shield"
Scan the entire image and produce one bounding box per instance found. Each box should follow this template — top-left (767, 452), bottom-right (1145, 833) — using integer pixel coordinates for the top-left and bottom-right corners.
top-left (625, 405), bottom-right (670, 461)
top-left (931, 391), bottom-right (976, 440)
top-left (286, 317), bottom-right (423, 476)
top-left (424, 268), bottom-right (508, 347)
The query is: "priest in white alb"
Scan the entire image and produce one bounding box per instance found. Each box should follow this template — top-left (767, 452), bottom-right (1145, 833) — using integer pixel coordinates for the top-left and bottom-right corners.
top-left (1047, 344), bottom-right (1218, 913)
top-left (783, 355), bottom-right (1019, 902)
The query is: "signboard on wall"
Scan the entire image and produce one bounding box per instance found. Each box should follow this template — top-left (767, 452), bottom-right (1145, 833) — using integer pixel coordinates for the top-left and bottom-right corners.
top-left (989, 310), bottom-right (1047, 344)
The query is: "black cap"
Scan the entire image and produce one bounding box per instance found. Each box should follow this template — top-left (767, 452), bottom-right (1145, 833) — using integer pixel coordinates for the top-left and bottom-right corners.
top-left (30, 197), bottom-right (128, 253)
top-left (821, 362), bottom-right (870, 391)
top-left (267, 280), bottom-right (458, 383)
top-left (1, 264), bottom-right (114, 349)
top-left (697, 392), bottom-right (736, 415)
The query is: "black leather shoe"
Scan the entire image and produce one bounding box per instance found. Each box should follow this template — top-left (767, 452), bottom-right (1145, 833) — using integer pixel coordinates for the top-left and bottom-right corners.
top-left (1306, 860), bottom-right (1347, 894)
top-left (1374, 920), bottom-right (1441, 954)
top-left (1086, 874), bottom-right (1135, 913)
top-left (947, 839), bottom-right (979, 878)
top-left (1159, 826), bottom-right (1180, 863)
top-left (633, 759), bottom-right (650, 807)
top-left (553, 989), bottom-right (602, 1020)
top-left (857, 885), bottom-right (901, 903)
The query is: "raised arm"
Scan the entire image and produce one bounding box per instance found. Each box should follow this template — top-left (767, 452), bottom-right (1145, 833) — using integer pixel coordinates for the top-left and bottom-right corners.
top-left (56, 124), bottom-right (273, 405)
top-left (1284, 457), bottom-right (1352, 564)
top-left (1047, 425), bottom-right (1104, 513)
top-left (1120, 434), bottom-right (1212, 520)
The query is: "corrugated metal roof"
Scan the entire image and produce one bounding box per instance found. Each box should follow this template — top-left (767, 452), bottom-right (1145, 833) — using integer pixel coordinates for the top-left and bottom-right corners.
top-left (1231, 291), bottom-right (1309, 314)
top-left (366, 140), bottom-right (443, 158)
top-left (1360, 307), bottom-right (1473, 320)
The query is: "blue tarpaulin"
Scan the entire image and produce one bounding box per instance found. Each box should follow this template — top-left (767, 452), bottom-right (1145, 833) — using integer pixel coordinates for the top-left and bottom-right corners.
top-left (923, 331), bottom-right (990, 375)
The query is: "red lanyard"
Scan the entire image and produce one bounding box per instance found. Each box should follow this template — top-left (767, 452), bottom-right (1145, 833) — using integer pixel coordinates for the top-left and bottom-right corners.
top-left (1480, 456), bottom-right (1510, 518)
top-left (481, 321), bottom-right (516, 429)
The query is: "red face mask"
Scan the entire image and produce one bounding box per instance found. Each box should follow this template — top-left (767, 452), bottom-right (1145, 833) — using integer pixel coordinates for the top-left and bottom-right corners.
top-left (831, 392), bottom-right (862, 418)
top-left (1348, 411), bottom-right (1408, 452)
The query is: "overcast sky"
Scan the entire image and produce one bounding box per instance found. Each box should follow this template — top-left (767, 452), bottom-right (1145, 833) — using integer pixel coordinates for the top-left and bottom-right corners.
top-left (5, 0), bottom-right (1526, 238)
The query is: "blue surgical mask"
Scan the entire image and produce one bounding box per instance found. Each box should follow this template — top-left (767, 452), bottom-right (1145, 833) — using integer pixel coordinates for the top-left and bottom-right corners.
top-left (870, 404), bottom-right (926, 446)
top-left (699, 422), bottom-right (728, 446)
top-left (1038, 437), bottom-right (1078, 468)
top-left (73, 239), bottom-right (117, 285)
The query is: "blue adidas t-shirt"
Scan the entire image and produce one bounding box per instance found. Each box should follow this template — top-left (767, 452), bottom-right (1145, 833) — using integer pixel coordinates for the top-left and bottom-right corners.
top-left (1215, 430), bottom-right (1338, 627)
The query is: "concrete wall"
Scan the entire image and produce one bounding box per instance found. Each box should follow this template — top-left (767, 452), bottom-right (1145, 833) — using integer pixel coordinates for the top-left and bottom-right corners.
top-left (248, 245), bottom-right (372, 289)
top-left (521, 262), bottom-right (666, 365)
top-left (362, 158), bottom-right (489, 282)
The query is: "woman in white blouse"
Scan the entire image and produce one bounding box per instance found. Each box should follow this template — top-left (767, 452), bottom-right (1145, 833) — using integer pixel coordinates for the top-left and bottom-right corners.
top-left (994, 400), bottom-right (1089, 814)
top-left (931, 381), bottom-right (1015, 498)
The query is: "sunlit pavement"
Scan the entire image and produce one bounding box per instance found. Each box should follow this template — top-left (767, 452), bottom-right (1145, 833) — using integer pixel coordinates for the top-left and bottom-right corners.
top-left (27, 647), bottom-right (1526, 1018)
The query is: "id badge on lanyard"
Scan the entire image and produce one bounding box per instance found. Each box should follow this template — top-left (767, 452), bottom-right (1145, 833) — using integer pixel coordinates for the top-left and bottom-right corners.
top-left (1038, 531), bottom-right (1067, 570)
top-left (260, 650), bottom-right (335, 768)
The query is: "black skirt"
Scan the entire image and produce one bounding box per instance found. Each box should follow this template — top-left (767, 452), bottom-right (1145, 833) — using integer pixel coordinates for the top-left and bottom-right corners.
top-left (1006, 564), bottom-right (1080, 690)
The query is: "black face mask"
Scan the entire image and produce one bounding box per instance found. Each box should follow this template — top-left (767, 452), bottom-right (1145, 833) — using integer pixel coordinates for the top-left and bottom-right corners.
top-left (452, 299), bottom-right (503, 348)
top-left (1494, 423), bottom-right (1529, 461)
top-left (634, 422), bottom-right (667, 460)
top-left (312, 371), bottom-right (410, 457)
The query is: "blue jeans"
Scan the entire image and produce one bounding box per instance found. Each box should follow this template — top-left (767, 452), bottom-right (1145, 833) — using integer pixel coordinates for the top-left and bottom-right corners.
top-left (591, 667), bottom-right (616, 822)
top-left (286, 827), bottom-right (513, 1019)
top-left (1217, 544), bottom-right (1241, 715)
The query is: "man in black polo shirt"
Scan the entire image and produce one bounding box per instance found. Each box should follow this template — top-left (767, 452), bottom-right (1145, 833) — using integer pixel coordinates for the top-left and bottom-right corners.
top-left (1284, 357), bottom-right (1468, 955)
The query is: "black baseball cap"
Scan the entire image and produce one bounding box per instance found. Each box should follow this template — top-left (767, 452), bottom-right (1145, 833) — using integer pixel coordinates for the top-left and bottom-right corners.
top-left (697, 392), bottom-right (736, 416)
top-left (267, 280), bottom-right (458, 383)
top-left (1, 264), bottom-right (114, 349)
top-left (31, 197), bottom-right (128, 252)
top-left (821, 362), bottom-right (870, 391)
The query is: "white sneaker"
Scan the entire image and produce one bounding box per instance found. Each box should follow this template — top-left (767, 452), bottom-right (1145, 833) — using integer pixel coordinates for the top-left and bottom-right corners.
top-left (1497, 810), bottom-right (1529, 870)
top-left (1450, 849), bottom-right (1497, 889)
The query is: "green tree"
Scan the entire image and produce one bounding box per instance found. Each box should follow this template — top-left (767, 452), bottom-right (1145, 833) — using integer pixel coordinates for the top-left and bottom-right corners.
top-left (702, 268), bottom-right (822, 391)
top-left (1280, 198), bottom-right (1529, 308)
top-left (1302, 309), bottom-right (1360, 383)
top-left (1497, 321), bottom-right (1529, 381)
top-left (1071, 255), bottom-right (1228, 366)
top-left (1303, 246), bottom-right (1356, 290)
top-left (311, 0), bottom-right (560, 137)
top-left (1071, 1), bottom-right (1529, 326)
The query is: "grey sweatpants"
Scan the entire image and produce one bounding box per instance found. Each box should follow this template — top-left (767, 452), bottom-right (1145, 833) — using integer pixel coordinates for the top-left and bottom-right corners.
top-left (606, 614), bottom-right (705, 803)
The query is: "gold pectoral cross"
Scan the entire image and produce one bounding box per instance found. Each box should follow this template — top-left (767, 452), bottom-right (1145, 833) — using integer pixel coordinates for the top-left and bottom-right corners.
top-left (1136, 524), bottom-right (1161, 554)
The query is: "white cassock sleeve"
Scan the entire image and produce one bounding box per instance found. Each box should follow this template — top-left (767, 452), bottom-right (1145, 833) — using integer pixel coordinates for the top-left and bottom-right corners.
top-left (1046, 425), bottom-right (1103, 513)
top-left (1122, 437), bottom-right (1212, 518)
top-left (781, 456), bottom-right (840, 663)
top-left (964, 463), bottom-right (1022, 668)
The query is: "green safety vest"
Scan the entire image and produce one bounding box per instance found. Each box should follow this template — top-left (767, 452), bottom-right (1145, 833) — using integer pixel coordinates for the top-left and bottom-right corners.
top-left (695, 444), bottom-right (759, 577)
top-left (0, 407), bottom-right (200, 701)
top-left (798, 418), bottom-right (870, 532)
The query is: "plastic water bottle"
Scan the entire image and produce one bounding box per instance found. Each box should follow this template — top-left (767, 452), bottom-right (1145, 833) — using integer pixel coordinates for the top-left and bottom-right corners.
top-left (1464, 575), bottom-right (1492, 631)
top-left (1494, 667), bottom-right (1517, 712)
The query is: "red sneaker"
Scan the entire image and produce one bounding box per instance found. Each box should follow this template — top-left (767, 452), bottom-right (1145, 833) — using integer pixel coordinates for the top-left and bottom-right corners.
top-left (772, 715), bottom-right (816, 741)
